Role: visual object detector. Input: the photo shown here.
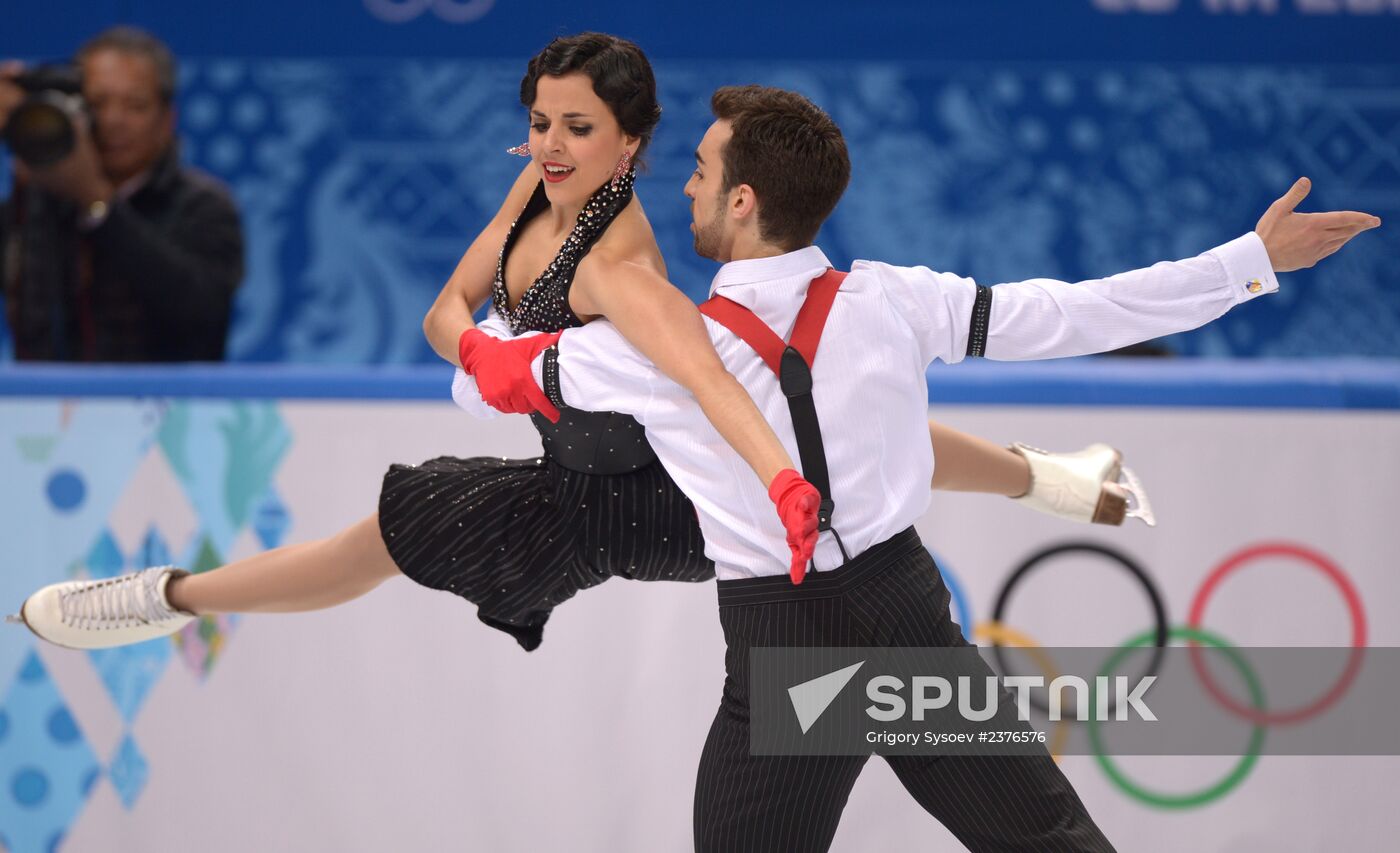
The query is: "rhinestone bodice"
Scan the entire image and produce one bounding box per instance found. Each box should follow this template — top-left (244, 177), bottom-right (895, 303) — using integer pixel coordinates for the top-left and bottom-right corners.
top-left (491, 169), bottom-right (636, 336)
top-left (490, 171), bottom-right (657, 475)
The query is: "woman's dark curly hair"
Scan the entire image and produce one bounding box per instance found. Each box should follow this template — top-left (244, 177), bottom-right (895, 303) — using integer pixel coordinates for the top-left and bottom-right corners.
top-left (519, 33), bottom-right (662, 162)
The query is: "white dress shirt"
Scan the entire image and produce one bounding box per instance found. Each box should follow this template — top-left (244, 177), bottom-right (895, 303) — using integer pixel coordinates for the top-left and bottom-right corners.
top-left (453, 235), bottom-right (1277, 581)
top-left (450, 309), bottom-right (518, 419)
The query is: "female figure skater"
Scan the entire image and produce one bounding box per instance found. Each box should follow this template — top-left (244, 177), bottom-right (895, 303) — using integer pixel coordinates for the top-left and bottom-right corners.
top-left (12, 33), bottom-right (1140, 652)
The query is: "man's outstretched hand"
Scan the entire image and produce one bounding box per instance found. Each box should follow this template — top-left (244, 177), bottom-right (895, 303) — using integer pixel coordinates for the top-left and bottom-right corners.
top-left (1256, 177), bottom-right (1381, 272)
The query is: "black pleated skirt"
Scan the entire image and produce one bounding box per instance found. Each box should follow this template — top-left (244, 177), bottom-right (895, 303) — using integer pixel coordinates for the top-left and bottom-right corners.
top-left (378, 455), bottom-right (713, 651)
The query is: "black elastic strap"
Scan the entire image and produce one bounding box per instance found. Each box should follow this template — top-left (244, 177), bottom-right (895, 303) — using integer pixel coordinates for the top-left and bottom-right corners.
top-left (779, 346), bottom-right (836, 532)
top-left (966, 285), bottom-right (993, 358)
top-left (829, 527), bottom-right (852, 564)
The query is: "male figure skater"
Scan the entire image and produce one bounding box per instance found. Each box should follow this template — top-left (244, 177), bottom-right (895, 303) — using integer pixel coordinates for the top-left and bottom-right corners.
top-left (468, 85), bottom-right (1379, 851)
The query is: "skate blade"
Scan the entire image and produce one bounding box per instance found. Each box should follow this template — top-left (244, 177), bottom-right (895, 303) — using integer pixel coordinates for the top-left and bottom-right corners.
top-left (1117, 465), bottom-right (1156, 527)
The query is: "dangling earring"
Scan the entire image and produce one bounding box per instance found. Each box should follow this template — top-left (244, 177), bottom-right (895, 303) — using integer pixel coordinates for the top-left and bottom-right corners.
top-left (610, 149), bottom-right (633, 191)
top-left (506, 142), bottom-right (531, 157)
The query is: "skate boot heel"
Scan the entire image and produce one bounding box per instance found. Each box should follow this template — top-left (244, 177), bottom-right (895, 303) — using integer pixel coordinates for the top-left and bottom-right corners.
top-left (1092, 482), bottom-right (1129, 526)
top-left (1116, 464), bottom-right (1156, 527)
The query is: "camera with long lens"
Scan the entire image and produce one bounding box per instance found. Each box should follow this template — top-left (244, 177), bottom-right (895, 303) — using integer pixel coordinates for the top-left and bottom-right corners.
top-left (2, 63), bottom-right (85, 168)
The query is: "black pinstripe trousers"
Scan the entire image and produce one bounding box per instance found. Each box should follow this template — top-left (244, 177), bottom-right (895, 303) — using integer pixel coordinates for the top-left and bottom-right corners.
top-left (693, 528), bottom-right (1115, 853)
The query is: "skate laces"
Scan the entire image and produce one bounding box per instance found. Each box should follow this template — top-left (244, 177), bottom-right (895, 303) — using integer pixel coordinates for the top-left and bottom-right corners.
top-left (60, 569), bottom-right (180, 631)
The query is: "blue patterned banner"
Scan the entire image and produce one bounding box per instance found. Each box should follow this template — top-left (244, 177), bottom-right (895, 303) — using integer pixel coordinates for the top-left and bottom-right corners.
top-left (2, 4), bottom-right (1398, 362)
top-left (167, 59), bottom-right (1396, 362)
top-left (12, 1), bottom-right (1400, 62)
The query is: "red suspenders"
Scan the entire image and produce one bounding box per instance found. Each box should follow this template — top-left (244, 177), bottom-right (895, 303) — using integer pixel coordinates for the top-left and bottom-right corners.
top-left (699, 269), bottom-right (845, 374)
top-left (699, 269), bottom-right (851, 575)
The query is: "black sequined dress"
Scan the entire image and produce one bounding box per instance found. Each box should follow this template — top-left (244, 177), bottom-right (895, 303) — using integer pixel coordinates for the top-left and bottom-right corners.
top-left (378, 172), bottom-right (713, 651)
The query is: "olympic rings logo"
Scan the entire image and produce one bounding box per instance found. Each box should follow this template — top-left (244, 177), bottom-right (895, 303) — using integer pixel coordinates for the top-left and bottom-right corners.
top-left (363, 0), bottom-right (496, 24)
top-left (930, 541), bottom-right (1367, 810)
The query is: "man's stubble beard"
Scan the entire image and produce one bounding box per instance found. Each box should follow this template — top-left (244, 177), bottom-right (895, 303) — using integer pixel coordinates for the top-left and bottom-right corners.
top-left (692, 203), bottom-right (727, 261)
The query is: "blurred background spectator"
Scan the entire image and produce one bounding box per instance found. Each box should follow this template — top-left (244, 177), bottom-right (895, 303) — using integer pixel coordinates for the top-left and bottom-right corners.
top-left (0, 27), bottom-right (243, 362)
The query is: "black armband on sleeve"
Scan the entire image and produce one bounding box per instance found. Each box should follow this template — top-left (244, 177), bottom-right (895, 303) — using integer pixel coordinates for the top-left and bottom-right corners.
top-left (541, 345), bottom-right (568, 409)
top-left (965, 285), bottom-right (993, 358)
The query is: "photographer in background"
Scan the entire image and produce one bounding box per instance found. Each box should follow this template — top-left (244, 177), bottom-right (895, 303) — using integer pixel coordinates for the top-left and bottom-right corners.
top-left (0, 26), bottom-right (242, 362)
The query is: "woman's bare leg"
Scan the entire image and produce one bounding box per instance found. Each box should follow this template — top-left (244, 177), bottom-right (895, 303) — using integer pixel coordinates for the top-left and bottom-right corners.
top-left (164, 513), bottom-right (401, 615)
top-left (927, 420), bottom-right (1031, 496)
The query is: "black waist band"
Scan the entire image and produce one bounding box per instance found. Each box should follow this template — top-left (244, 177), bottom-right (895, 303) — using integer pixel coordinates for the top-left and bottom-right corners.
top-left (531, 408), bottom-right (657, 475)
top-left (716, 527), bottom-right (925, 607)
top-left (535, 344), bottom-right (657, 474)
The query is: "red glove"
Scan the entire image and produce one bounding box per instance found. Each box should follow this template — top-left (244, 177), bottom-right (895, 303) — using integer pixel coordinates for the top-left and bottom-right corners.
top-left (458, 328), bottom-right (562, 422)
top-left (768, 469), bottom-right (820, 584)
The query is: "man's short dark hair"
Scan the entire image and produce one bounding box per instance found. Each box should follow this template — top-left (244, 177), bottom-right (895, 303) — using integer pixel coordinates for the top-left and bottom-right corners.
top-left (77, 26), bottom-right (177, 105)
top-left (710, 85), bottom-right (850, 251)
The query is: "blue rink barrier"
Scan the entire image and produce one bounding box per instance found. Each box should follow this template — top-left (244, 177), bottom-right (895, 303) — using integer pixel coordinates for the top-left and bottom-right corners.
top-left (0, 359), bottom-right (1397, 409)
